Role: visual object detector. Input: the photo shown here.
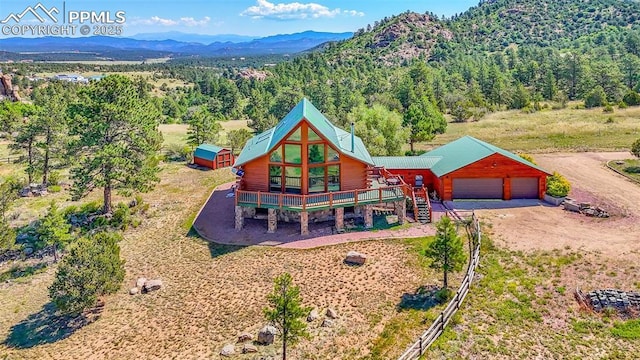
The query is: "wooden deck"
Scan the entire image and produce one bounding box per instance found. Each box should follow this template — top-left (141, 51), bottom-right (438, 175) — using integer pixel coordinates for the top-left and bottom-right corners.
top-left (236, 185), bottom-right (409, 211)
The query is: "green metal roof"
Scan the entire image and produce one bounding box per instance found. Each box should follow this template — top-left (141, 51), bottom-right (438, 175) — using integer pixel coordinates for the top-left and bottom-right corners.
top-left (234, 98), bottom-right (373, 167)
top-left (194, 144), bottom-right (225, 161)
top-left (372, 156), bottom-right (442, 170)
top-left (421, 136), bottom-right (551, 177)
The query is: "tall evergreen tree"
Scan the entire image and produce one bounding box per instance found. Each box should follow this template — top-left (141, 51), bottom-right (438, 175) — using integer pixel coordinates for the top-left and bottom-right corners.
top-left (425, 216), bottom-right (466, 289)
top-left (186, 107), bottom-right (222, 146)
top-left (263, 273), bottom-right (311, 360)
top-left (69, 75), bottom-right (163, 214)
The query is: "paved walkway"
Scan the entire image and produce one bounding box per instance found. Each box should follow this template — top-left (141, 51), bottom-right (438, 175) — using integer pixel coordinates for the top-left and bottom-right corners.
top-left (193, 182), bottom-right (436, 250)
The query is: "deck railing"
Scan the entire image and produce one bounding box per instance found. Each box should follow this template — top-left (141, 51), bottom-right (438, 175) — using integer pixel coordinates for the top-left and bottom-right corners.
top-left (236, 185), bottom-right (408, 211)
top-left (378, 167), bottom-right (422, 218)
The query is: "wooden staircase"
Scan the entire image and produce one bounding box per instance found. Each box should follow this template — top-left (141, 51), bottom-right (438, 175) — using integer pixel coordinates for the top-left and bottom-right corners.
top-left (413, 186), bottom-right (431, 224)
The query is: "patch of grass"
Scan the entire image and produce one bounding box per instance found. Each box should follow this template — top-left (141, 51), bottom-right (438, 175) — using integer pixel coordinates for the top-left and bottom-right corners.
top-left (610, 159), bottom-right (640, 183)
top-left (419, 104), bottom-right (640, 153)
top-left (572, 319), bottom-right (606, 334)
top-left (0, 263), bottom-right (48, 282)
top-left (611, 320), bottom-right (640, 339)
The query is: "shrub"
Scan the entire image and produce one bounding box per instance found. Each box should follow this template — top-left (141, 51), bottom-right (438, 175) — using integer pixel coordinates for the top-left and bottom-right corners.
top-left (518, 153), bottom-right (536, 164)
top-left (632, 139), bottom-right (640, 158)
top-left (0, 219), bottom-right (15, 251)
top-left (435, 287), bottom-right (453, 303)
top-left (48, 185), bottom-right (62, 193)
top-left (584, 86), bottom-right (607, 108)
top-left (48, 171), bottom-right (62, 186)
top-left (603, 105), bottom-right (614, 113)
top-left (111, 203), bottom-right (132, 230)
top-left (605, 117), bottom-right (615, 124)
top-left (546, 172), bottom-right (571, 198)
top-left (48, 232), bottom-right (125, 315)
top-left (164, 144), bottom-right (192, 162)
top-left (618, 101), bottom-right (628, 109)
top-left (622, 90), bottom-right (640, 106)
top-left (404, 150), bottom-right (427, 156)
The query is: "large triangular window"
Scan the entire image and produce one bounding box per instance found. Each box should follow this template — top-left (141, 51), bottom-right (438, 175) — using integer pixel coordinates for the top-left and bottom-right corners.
top-left (286, 127), bottom-right (301, 142)
top-left (308, 127), bottom-right (322, 141)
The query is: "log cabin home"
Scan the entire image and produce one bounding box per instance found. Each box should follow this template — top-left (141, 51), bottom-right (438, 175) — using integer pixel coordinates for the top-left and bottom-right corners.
top-left (232, 99), bottom-right (550, 235)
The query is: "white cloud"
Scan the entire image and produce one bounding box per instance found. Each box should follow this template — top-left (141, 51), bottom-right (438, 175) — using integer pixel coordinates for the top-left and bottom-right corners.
top-left (131, 16), bottom-right (210, 27)
top-left (240, 0), bottom-right (364, 20)
top-left (343, 10), bottom-right (364, 17)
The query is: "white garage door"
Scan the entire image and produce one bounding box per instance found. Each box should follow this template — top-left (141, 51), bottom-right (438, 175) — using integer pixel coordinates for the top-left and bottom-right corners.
top-left (511, 177), bottom-right (539, 199)
top-left (452, 178), bottom-right (503, 199)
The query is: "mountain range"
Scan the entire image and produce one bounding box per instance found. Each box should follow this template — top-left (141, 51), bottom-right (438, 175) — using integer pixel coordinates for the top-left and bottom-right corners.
top-left (0, 31), bottom-right (354, 60)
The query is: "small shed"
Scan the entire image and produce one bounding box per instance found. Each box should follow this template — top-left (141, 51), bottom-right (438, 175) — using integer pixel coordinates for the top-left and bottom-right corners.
top-left (193, 144), bottom-right (234, 170)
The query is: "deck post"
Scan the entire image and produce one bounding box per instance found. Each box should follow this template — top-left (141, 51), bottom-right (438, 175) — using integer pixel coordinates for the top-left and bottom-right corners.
top-left (395, 200), bottom-right (406, 225)
top-left (300, 211), bottom-right (309, 235)
top-left (334, 207), bottom-right (344, 232)
top-left (267, 208), bottom-right (277, 233)
top-left (234, 206), bottom-right (244, 231)
top-left (364, 205), bottom-right (373, 229)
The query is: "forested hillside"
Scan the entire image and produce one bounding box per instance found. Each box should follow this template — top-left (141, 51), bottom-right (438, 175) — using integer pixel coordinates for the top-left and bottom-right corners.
top-left (4, 0), bottom-right (640, 156)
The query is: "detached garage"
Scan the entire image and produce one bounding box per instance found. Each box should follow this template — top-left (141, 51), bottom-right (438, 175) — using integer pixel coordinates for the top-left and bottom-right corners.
top-left (193, 144), bottom-right (234, 170)
top-left (422, 136), bottom-right (551, 201)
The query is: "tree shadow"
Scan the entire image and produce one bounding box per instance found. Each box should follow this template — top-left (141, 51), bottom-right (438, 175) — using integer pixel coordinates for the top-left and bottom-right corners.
top-left (397, 285), bottom-right (443, 311)
top-left (624, 166), bottom-right (640, 174)
top-left (207, 242), bottom-right (246, 259)
top-left (3, 302), bottom-right (102, 349)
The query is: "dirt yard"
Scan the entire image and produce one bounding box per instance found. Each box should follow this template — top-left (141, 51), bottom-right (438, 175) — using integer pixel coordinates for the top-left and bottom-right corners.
top-left (468, 152), bottom-right (640, 259)
top-left (0, 164), bottom-right (440, 360)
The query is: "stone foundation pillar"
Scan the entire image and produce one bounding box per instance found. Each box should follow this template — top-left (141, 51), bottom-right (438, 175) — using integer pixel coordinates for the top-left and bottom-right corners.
top-left (364, 205), bottom-right (373, 229)
top-left (334, 207), bottom-right (344, 232)
top-left (395, 200), bottom-right (406, 225)
top-left (267, 208), bottom-right (277, 233)
top-left (235, 206), bottom-right (244, 231)
top-left (300, 211), bottom-right (309, 235)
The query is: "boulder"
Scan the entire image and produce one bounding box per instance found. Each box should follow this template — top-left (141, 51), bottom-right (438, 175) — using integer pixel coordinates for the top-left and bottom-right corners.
top-left (321, 319), bottom-right (334, 328)
top-left (220, 344), bottom-right (235, 357)
top-left (345, 251), bottom-right (367, 265)
top-left (129, 199), bottom-right (138, 208)
top-left (143, 279), bottom-right (163, 293)
top-left (237, 333), bottom-right (253, 343)
top-left (136, 277), bottom-right (147, 289)
top-left (326, 308), bottom-right (338, 319)
top-left (129, 287), bottom-right (139, 295)
top-left (257, 325), bottom-right (277, 345)
top-left (307, 308), bottom-right (319, 322)
top-left (23, 247), bottom-right (34, 256)
top-left (242, 344), bottom-right (258, 354)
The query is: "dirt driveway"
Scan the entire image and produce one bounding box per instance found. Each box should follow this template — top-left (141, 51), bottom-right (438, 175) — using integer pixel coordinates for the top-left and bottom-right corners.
top-left (463, 152), bottom-right (640, 258)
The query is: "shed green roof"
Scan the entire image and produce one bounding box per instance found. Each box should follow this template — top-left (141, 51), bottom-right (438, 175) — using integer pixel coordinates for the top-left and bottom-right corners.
top-left (421, 136), bottom-right (551, 177)
top-left (194, 144), bottom-right (225, 161)
top-left (372, 156), bottom-right (442, 170)
top-left (234, 98), bottom-right (373, 167)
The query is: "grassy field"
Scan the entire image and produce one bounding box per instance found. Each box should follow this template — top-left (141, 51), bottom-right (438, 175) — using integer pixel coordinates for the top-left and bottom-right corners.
top-left (609, 159), bottom-right (640, 183)
top-left (159, 120), bottom-right (250, 148)
top-left (421, 104), bottom-right (640, 153)
top-left (425, 234), bottom-right (640, 359)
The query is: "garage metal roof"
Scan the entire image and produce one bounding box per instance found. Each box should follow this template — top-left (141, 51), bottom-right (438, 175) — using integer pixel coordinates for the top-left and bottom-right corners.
top-left (372, 156), bottom-right (442, 169)
top-left (194, 144), bottom-right (225, 161)
top-left (234, 98), bottom-right (373, 167)
top-left (421, 136), bottom-right (551, 177)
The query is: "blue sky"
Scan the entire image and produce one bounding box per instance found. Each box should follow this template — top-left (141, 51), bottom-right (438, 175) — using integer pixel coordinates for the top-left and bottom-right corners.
top-left (0, 0), bottom-right (479, 37)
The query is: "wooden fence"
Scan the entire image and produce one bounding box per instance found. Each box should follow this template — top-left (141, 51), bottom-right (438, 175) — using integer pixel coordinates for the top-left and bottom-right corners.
top-left (397, 212), bottom-right (482, 360)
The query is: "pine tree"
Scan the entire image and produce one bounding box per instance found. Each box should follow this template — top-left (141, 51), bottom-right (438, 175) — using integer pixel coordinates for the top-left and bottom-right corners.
top-left (36, 202), bottom-right (73, 261)
top-left (263, 273), bottom-right (311, 360)
top-left (186, 107), bottom-right (222, 146)
top-left (49, 232), bottom-right (125, 316)
top-left (424, 216), bottom-right (466, 289)
top-left (68, 75), bottom-right (163, 214)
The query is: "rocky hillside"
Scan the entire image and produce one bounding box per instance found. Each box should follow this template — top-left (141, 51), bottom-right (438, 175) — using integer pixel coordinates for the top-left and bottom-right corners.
top-left (321, 0), bottom-right (640, 64)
